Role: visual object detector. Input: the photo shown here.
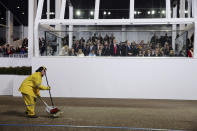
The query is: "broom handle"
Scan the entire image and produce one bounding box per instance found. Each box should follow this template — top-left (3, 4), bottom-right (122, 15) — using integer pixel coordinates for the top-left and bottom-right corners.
top-left (45, 72), bottom-right (54, 107)
top-left (38, 96), bottom-right (49, 107)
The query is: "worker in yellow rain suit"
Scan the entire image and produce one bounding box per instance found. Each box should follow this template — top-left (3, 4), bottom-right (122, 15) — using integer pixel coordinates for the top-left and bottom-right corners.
top-left (19, 66), bottom-right (50, 118)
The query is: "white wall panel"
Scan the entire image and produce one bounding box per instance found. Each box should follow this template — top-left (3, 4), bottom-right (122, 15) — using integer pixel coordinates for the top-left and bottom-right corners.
top-left (0, 75), bottom-right (14, 95)
top-left (26, 57), bottom-right (197, 100)
top-left (13, 76), bottom-right (27, 97)
top-left (1, 57), bottom-right (197, 100)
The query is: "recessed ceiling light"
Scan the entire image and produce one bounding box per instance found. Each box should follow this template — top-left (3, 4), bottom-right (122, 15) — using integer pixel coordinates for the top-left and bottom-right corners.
top-left (22, 12), bottom-right (24, 15)
top-left (152, 10), bottom-right (155, 15)
top-left (17, 6), bottom-right (20, 9)
top-left (1, 18), bottom-right (4, 20)
top-left (90, 11), bottom-right (94, 16)
top-left (76, 10), bottom-right (81, 16)
top-left (162, 10), bottom-right (165, 14)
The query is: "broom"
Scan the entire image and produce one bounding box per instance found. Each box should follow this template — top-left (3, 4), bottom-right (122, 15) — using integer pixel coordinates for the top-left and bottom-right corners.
top-left (43, 71), bottom-right (62, 116)
top-left (38, 96), bottom-right (60, 115)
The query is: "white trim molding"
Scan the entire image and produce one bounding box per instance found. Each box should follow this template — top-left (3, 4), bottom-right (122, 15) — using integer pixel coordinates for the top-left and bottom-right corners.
top-left (39, 18), bottom-right (195, 25)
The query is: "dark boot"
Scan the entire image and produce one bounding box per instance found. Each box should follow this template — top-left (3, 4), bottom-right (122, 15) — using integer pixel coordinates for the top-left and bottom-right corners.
top-left (27, 115), bottom-right (38, 118)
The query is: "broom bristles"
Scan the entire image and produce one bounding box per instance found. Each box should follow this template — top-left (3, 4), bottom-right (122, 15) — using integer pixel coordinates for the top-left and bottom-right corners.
top-left (50, 107), bottom-right (60, 114)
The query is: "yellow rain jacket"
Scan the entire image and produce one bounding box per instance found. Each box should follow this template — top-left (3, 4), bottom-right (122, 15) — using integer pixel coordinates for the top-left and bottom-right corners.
top-left (19, 72), bottom-right (49, 98)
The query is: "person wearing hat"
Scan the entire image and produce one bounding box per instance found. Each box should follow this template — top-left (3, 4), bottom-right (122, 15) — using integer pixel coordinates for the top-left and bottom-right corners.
top-left (19, 66), bottom-right (50, 118)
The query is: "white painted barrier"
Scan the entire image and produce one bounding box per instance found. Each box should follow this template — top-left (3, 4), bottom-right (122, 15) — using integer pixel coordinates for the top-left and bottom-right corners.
top-left (0, 75), bottom-right (14, 95)
top-left (30, 57), bottom-right (197, 100)
top-left (0, 75), bottom-right (27, 96)
top-left (13, 75), bottom-right (27, 97)
top-left (1, 57), bottom-right (197, 100)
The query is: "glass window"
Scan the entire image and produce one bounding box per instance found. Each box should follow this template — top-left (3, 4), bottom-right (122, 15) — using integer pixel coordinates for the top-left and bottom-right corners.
top-left (41, 0), bottom-right (55, 19)
top-left (41, 0), bottom-right (47, 19)
top-left (171, 0), bottom-right (193, 18)
top-left (134, 0), bottom-right (166, 18)
top-left (41, 24), bottom-right (194, 58)
top-left (70, 0), bottom-right (95, 19)
top-left (0, 0), bottom-right (28, 58)
top-left (0, 26), bottom-right (6, 49)
top-left (0, 3), bottom-right (6, 25)
top-left (99, 0), bottom-right (130, 19)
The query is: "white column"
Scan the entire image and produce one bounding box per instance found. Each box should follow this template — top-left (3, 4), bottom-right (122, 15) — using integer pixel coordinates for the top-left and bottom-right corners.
top-left (94, 0), bottom-right (100, 19)
top-left (55, 0), bottom-right (61, 19)
top-left (55, 0), bottom-right (61, 31)
top-left (34, 0), bottom-right (37, 56)
top-left (193, 0), bottom-right (197, 58)
top-left (180, 0), bottom-right (185, 18)
top-left (172, 6), bottom-right (177, 52)
top-left (166, 0), bottom-right (171, 19)
top-left (60, 0), bottom-right (67, 19)
top-left (55, 0), bottom-right (62, 55)
top-left (47, 0), bottom-right (50, 19)
top-left (28, 0), bottom-right (35, 57)
top-left (6, 10), bottom-right (13, 45)
top-left (180, 0), bottom-right (185, 31)
top-left (60, 0), bottom-right (67, 49)
top-left (188, 0), bottom-right (191, 18)
top-left (34, 0), bottom-right (38, 21)
top-left (192, 0), bottom-right (194, 18)
top-left (34, 0), bottom-right (44, 57)
top-left (130, 0), bottom-right (134, 19)
top-left (69, 6), bottom-right (73, 49)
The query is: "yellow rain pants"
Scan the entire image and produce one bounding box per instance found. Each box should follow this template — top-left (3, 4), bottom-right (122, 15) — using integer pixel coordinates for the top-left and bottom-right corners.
top-left (22, 93), bottom-right (36, 116)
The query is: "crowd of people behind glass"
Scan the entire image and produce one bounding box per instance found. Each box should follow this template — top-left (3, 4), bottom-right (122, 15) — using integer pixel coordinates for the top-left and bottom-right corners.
top-left (0, 38), bottom-right (28, 57)
top-left (0, 32), bottom-right (193, 58)
top-left (48, 32), bottom-right (194, 57)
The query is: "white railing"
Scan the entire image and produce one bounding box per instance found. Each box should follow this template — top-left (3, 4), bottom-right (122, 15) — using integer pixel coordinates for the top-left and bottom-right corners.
top-left (0, 53), bottom-right (28, 58)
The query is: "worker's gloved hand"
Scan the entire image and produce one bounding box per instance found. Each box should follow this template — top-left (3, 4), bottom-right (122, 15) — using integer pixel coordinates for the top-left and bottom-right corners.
top-left (36, 95), bottom-right (41, 99)
top-left (47, 86), bottom-right (51, 90)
